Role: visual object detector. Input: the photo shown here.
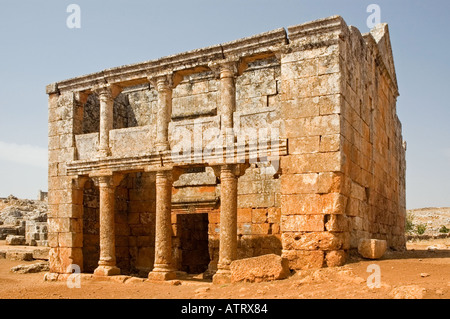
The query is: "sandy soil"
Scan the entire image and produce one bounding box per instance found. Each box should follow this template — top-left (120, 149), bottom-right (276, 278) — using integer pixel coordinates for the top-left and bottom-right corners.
top-left (0, 239), bottom-right (448, 300)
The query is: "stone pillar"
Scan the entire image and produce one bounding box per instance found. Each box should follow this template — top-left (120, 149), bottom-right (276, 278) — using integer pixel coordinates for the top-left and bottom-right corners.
top-left (148, 170), bottom-right (176, 280)
top-left (151, 75), bottom-right (173, 152)
top-left (94, 85), bottom-right (121, 157)
top-left (93, 174), bottom-right (121, 276)
top-left (212, 164), bottom-right (247, 284)
top-left (218, 61), bottom-right (238, 136)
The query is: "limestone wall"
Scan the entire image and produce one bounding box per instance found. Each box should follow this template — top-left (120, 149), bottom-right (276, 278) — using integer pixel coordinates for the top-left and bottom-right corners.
top-left (278, 16), bottom-right (405, 270)
top-left (339, 24), bottom-right (406, 250)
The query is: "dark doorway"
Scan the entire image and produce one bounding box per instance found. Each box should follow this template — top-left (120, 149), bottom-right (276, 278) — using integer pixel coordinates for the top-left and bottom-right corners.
top-left (177, 213), bottom-right (210, 274)
top-left (82, 178), bottom-right (100, 273)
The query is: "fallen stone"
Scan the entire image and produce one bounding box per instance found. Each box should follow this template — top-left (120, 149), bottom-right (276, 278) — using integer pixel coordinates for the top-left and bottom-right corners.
top-left (230, 254), bottom-right (290, 283)
top-left (43, 272), bottom-right (59, 282)
top-left (427, 244), bottom-right (446, 251)
top-left (358, 239), bottom-right (387, 259)
top-left (32, 247), bottom-right (50, 260)
top-left (10, 262), bottom-right (49, 274)
top-left (0, 250), bottom-right (6, 259)
top-left (6, 251), bottom-right (34, 261)
top-left (5, 235), bottom-right (26, 245)
top-left (420, 273), bottom-right (430, 278)
top-left (390, 285), bottom-right (426, 299)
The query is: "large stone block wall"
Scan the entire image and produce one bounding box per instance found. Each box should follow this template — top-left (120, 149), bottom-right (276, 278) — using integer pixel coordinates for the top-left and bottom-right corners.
top-left (339, 24), bottom-right (406, 250)
top-left (48, 91), bottom-right (84, 274)
top-left (279, 17), bottom-right (349, 269)
top-left (278, 16), bottom-right (405, 270)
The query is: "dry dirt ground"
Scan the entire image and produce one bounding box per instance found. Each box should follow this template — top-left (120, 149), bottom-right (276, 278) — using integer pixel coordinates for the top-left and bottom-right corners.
top-left (0, 239), bottom-right (448, 300)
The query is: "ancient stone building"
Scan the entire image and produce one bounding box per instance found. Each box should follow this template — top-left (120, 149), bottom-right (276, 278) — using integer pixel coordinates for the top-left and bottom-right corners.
top-left (46, 16), bottom-right (406, 283)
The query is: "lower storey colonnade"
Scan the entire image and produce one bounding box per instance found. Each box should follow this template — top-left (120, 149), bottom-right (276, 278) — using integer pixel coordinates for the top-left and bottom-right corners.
top-left (84, 163), bottom-right (247, 283)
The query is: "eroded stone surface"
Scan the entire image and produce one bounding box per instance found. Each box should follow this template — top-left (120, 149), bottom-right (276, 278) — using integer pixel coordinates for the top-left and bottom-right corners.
top-left (230, 254), bottom-right (290, 283)
top-left (10, 262), bottom-right (49, 274)
top-left (358, 239), bottom-right (387, 259)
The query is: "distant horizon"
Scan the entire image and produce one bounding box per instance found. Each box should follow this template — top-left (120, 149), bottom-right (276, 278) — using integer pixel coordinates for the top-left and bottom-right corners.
top-left (1, 1), bottom-right (449, 210)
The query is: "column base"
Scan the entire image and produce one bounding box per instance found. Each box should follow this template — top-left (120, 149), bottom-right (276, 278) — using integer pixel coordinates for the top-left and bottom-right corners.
top-left (212, 269), bottom-right (231, 284)
top-left (93, 265), bottom-right (120, 277)
top-left (148, 270), bottom-right (177, 281)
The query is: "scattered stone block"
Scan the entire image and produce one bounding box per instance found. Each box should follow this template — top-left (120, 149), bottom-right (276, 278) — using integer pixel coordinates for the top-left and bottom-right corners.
top-left (6, 251), bottom-right (34, 261)
top-left (10, 262), bottom-right (49, 274)
top-left (230, 254), bottom-right (290, 283)
top-left (43, 272), bottom-right (59, 282)
top-left (5, 235), bottom-right (26, 246)
top-left (358, 239), bottom-right (387, 259)
top-left (32, 247), bottom-right (50, 260)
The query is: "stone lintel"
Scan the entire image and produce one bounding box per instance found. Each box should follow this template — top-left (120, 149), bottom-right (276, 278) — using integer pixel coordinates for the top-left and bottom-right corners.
top-left (65, 138), bottom-right (287, 176)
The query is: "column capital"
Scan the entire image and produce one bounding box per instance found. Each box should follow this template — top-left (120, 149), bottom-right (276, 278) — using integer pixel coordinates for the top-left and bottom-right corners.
top-left (211, 163), bottom-right (250, 179)
top-left (148, 72), bottom-right (182, 91)
top-left (208, 58), bottom-right (240, 79)
top-left (71, 176), bottom-right (89, 190)
top-left (92, 83), bottom-right (122, 99)
top-left (155, 167), bottom-right (184, 184)
top-left (90, 172), bottom-right (124, 188)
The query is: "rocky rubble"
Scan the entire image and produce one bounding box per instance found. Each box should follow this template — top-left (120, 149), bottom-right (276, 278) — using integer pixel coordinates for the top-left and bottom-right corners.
top-left (407, 207), bottom-right (450, 237)
top-left (10, 262), bottom-right (49, 274)
top-left (0, 195), bottom-right (48, 246)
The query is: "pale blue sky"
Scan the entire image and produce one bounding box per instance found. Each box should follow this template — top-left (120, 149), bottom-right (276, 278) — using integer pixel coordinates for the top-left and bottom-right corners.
top-left (0, 0), bottom-right (448, 209)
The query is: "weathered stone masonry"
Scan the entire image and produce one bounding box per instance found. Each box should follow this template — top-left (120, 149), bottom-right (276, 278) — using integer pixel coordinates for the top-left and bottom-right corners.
top-left (46, 16), bottom-right (406, 283)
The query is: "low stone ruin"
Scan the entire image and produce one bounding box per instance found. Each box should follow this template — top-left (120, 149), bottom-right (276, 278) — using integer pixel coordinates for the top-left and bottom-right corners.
top-left (0, 195), bottom-right (48, 247)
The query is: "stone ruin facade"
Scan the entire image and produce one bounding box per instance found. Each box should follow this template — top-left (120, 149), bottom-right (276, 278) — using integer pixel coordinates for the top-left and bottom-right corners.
top-left (0, 195), bottom-right (48, 247)
top-left (46, 16), bottom-right (406, 283)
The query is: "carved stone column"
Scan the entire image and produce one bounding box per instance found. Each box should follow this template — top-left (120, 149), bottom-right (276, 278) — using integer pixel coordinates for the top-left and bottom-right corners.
top-left (150, 75), bottom-right (173, 152)
top-left (94, 84), bottom-right (122, 157)
top-left (148, 170), bottom-right (176, 280)
top-left (218, 61), bottom-right (238, 136)
top-left (93, 174), bottom-right (123, 276)
top-left (212, 163), bottom-right (248, 284)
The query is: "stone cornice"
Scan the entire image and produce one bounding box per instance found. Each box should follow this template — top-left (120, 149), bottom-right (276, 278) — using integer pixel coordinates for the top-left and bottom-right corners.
top-left (287, 15), bottom-right (347, 41)
top-left (50, 28), bottom-right (288, 94)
